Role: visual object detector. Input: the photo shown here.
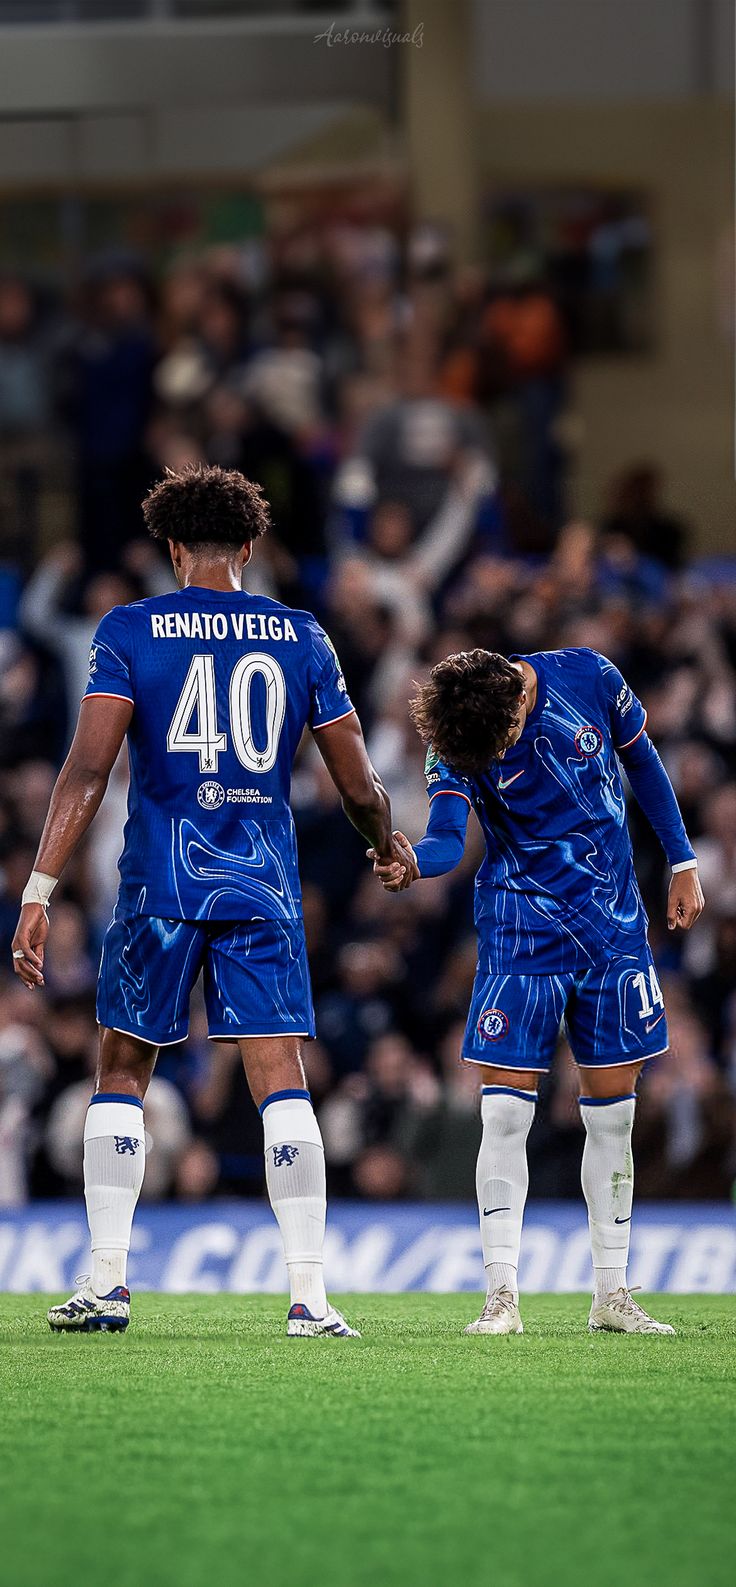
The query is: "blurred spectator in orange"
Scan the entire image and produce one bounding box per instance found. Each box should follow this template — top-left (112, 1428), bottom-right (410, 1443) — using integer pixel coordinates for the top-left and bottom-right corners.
top-left (481, 261), bottom-right (567, 529)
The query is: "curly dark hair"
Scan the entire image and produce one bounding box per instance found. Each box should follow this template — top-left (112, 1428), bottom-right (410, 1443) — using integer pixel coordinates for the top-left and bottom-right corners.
top-left (409, 649), bottom-right (525, 777)
top-left (142, 464), bottom-right (271, 549)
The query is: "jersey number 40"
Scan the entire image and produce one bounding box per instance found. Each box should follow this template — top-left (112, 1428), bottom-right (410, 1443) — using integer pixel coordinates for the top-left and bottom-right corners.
top-left (166, 652), bottom-right (286, 774)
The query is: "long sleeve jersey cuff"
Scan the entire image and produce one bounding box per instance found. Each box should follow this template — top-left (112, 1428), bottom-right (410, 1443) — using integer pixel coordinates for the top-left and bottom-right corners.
top-left (617, 731), bottom-right (696, 868)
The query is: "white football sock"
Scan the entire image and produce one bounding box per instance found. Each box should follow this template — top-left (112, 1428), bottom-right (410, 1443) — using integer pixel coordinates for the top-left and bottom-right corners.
top-left (83, 1094), bottom-right (146, 1295)
top-left (476, 1086), bottom-right (536, 1303)
top-left (262, 1089), bottom-right (328, 1317)
top-left (579, 1093), bottom-right (636, 1304)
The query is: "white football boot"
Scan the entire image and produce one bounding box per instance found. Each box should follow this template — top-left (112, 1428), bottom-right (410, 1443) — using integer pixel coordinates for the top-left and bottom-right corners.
top-left (47, 1277), bottom-right (130, 1334)
top-left (588, 1287), bottom-right (675, 1335)
top-left (286, 1302), bottom-right (360, 1338)
top-left (464, 1287), bottom-right (524, 1335)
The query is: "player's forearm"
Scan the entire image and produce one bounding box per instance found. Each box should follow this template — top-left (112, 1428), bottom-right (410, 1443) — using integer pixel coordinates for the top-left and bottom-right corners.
top-left (313, 710), bottom-right (394, 857)
top-left (414, 831), bottom-right (466, 877)
top-left (27, 696), bottom-right (132, 886)
top-left (342, 774), bottom-right (394, 859)
top-left (31, 759), bottom-right (110, 881)
top-left (618, 733), bottom-right (696, 868)
top-left (413, 792), bottom-right (470, 877)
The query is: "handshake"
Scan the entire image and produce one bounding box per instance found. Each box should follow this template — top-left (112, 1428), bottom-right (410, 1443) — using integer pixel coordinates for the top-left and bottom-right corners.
top-left (367, 832), bottom-right (420, 893)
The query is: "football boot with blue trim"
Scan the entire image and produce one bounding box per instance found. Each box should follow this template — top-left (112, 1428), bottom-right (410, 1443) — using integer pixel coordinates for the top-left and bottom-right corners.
top-left (286, 1302), bottom-right (360, 1337)
top-left (47, 1277), bottom-right (130, 1334)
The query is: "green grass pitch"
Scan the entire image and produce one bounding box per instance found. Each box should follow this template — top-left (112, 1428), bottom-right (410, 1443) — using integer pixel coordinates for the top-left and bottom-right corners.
top-left (1, 1293), bottom-right (734, 1587)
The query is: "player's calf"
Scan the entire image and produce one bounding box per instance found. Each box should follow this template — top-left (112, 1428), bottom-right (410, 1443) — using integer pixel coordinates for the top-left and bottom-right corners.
top-left (580, 1090), bottom-right (636, 1306)
top-left (253, 1065), bottom-right (360, 1338)
top-left (576, 1064), bottom-right (675, 1332)
top-left (462, 1077), bottom-right (536, 1337)
top-left (475, 1081), bottom-right (536, 1296)
top-left (84, 1086), bottom-right (147, 1298)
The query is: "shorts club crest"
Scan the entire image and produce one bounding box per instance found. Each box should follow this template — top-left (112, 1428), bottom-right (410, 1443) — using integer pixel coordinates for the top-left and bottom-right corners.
top-left (477, 1008), bottom-right (509, 1042)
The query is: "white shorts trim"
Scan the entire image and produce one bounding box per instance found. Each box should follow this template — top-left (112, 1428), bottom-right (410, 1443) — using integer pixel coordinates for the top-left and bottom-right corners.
top-left (209, 1030), bottom-right (311, 1042)
top-left (107, 1023), bottom-right (312, 1046)
top-left (106, 1024), bottom-right (187, 1048)
top-left (575, 1045), bottom-right (669, 1068)
top-left (463, 1045), bottom-right (669, 1072)
top-left (461, 1054), bottom-right (547, 1072)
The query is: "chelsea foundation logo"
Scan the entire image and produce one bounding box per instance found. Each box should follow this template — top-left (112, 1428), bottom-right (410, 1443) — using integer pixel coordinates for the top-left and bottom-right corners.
top-left (574, 724), bottom-right (603, 757)
top-left (477, 1007), bottom-right (509, 1042)
top-left (197, 780), bottom-right (225, 810)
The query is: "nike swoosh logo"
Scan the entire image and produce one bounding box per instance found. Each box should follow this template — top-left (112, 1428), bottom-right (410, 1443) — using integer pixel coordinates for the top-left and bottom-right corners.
top-left (614, 1216), bottom-right (631, 1224)
top-left (644, 1012), bottom-right (665, 1033)
top-left (483, 1206), bottom-right (511, 1216)
top-left (497, 770), bottom-right (524, 791)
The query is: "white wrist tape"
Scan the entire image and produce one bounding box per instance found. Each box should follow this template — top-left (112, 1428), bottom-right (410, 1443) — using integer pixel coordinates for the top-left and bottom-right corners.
top-left (21, 871), bottom-right (58, 910)
top-left (671, 859), bottom-right (698, 874)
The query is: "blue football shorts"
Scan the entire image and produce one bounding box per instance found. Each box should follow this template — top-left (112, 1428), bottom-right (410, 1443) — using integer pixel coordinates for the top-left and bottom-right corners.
top-left (97, 911), bottom-right (315, 1046)
top-left (463, 938), bottom-right (668, 1070)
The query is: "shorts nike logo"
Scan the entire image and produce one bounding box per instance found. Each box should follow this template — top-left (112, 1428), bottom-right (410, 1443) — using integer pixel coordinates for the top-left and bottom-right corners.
top-left (614, 1216), bottom-right (631, 1224)
top-left (483, 1206), bottom-right (511, 1216)
top-left (644, 1012), bottom-right (665, 1033)
top-left (497, 770), bottom-right (524, 791)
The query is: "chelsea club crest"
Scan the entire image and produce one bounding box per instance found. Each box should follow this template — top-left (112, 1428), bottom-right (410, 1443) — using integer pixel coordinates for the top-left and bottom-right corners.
top-left (477, 1007), bottom-right (509, 1042)
top-left (574, 725), bottom-right (603, 757)
top-left (197, 780), bottom-right (225, 810)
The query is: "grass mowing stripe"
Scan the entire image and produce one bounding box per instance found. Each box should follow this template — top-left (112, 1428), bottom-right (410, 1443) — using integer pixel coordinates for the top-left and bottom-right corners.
top-left (0, 1294), bottom-right (733, 1587)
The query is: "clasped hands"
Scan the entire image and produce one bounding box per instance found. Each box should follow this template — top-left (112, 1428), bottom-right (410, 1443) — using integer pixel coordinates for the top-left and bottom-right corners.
top-left (367, 831), bottom-right (420, 893)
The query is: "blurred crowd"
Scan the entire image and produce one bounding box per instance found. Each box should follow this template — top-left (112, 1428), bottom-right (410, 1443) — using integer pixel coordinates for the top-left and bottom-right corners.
top-left (0, 224), bottom-right (734, 1208)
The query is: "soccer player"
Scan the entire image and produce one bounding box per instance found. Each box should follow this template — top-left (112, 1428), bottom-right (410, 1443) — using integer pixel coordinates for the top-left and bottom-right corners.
top-left (12, 464), bottom-right (406, 1337)
top-left (371, 647), bottom-right (704, 1335)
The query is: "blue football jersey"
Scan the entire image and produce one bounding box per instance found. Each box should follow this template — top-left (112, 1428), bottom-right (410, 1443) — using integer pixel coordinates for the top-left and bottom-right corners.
top-left (425, 648), bottom-right (653, 973)
top-left (84, 585), bottom-right (354, 921)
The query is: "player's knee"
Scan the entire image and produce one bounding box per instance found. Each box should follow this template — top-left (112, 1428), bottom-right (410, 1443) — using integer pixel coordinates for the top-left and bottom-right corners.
top-left (478, 1066), bottom-right (539, 1094)
top-left (96, 1028), bottom-right (157, 1097)
top-left (238, 1035), bottom-right (307, 1110)
top-left (577, 1060), bottom-right (643, 1100)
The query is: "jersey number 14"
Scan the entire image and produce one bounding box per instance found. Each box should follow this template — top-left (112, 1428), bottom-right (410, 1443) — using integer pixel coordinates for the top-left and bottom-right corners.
top-left (632, 964), bottom-right (665, 1021)
top-left (166, 652), bottom-right (286, 774)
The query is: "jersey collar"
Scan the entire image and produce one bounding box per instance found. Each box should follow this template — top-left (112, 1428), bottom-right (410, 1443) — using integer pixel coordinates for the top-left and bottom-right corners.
top-left (177, 585), bottom-right (246, 600)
